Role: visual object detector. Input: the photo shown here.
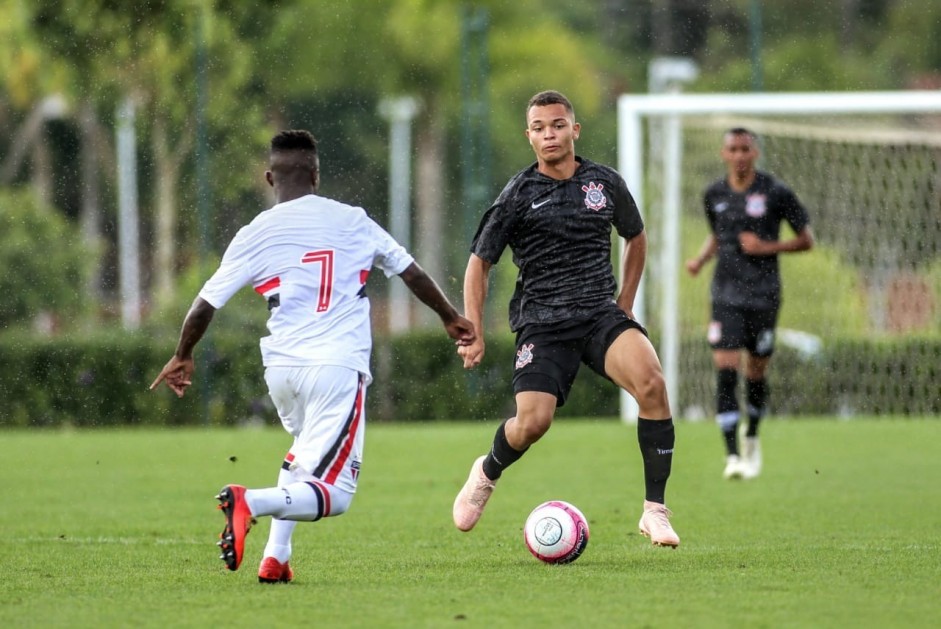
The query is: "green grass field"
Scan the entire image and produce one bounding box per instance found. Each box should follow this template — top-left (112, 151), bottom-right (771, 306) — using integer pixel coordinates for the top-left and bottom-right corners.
top-left (1, 418), bottom-right (939, 628)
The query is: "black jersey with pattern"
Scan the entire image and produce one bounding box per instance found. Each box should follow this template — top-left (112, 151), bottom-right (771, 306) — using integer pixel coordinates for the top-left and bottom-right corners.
top-left (704, 170), bottom-right (810, 310)
top-left (471, 157), bottom-right (644, 332)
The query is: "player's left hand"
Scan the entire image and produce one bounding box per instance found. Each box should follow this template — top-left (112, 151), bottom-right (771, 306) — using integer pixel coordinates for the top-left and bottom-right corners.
top-left (458, 338), bottom-right (485, 369)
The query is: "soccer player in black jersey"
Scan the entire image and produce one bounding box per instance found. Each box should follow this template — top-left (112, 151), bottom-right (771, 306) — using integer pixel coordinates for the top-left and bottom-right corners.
top-left (685, 127), bottom-right (814, 480)
top-left (452, 90), bottom-right (680, 547)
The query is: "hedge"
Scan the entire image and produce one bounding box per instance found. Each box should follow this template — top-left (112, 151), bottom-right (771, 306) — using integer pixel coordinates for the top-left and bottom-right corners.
top-left (0, 330), bottom-right (937, 428)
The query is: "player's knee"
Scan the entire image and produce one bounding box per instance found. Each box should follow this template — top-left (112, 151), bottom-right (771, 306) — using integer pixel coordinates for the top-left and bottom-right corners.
top-left (633, 369), bottom-right (669, 412)
top-left (512, 413), bottom-right (552, 446)
top-left (325, 488), bottom-right (353, 518)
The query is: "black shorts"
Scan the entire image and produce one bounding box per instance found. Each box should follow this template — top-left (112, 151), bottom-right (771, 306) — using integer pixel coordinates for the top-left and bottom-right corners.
top-left (512, 303), bottom-right (648, 406)
top-left (708, 303), bottom-right (779, 357)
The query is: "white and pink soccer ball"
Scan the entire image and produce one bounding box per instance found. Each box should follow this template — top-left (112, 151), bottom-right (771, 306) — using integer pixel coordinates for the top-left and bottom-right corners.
top-left (523, 500), bottom-right (589, 564)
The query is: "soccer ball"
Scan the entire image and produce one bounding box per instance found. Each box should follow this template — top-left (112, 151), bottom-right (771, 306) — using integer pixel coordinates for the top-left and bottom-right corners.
top-left (523, 500), bottom-right (589, 564)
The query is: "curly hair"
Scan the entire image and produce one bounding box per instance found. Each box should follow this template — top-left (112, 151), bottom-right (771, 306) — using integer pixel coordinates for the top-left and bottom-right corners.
top-left (270, 129), bottom-right (318, 153)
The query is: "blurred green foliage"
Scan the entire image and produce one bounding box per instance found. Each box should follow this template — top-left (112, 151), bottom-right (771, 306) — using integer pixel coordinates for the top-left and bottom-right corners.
top-left (0, 188), bottom-right (93, 329)
top-left (3, 2), bottom-right (937, 329)
top-left (1, 1), bottom-right (939, 425)
top-left (0, 328), bottom-right (937, 427)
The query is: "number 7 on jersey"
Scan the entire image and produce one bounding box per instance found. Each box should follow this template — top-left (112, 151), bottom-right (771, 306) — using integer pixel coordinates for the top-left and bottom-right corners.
top-left (302, 250), bottom-right (334, 312)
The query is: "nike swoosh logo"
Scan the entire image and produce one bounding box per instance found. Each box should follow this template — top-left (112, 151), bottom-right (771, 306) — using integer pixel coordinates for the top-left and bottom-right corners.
top-left (531, 199), bottom-right (550, 209)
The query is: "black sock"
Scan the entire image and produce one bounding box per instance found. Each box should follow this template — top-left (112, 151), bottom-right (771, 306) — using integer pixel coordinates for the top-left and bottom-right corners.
top-left (717, 368), bottom-right (740, 455)
top-left (481, 419), bottom-right (527, 481)
top-left (723, 428), bottom-right (739, 456)
top-left (745, 378), bottom-right (768, 437)
top-left (637, 417), bottom-right (674, 504)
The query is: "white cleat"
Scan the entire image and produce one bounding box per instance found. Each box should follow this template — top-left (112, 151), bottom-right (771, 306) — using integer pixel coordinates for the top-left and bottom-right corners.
top-left (742, 437), bottom-right (762, 479)
top-left (723, 454), bottom-right (746, 480)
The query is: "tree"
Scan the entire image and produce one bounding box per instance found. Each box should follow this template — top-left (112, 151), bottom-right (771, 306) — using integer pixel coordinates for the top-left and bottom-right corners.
top-left (0, 188), bottom-right (93, 330)
top-left (25, 0), bottom-right (270, 312)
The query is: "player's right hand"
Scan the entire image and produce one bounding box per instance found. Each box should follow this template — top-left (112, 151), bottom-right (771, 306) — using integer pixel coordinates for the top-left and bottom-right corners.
top-left (150, 356), bottom-right (195, 398)
top-left (445, 314), bottom-right (477, 347)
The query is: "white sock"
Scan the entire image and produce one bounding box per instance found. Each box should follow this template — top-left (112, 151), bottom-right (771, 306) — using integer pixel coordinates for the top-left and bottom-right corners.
top-left (263, 466), bottom-right (299, 562)
top-left (263, 521), bottom-right (296, 563)
top-left (246, 482), bottom-right (326, 521)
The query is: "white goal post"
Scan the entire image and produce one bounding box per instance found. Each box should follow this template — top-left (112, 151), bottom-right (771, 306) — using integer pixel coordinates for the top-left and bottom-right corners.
top-left (616, 91), bottom-right (941, 422)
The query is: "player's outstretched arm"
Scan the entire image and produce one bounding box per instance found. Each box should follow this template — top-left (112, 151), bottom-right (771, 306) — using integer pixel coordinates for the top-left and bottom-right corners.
top-left (616, 230), bottom-right (648, 319)
top-left (399, 262), bottom-right (476, 346)
top-left (150, 297), bottom-right (216, 397)
top-left (458, 254), bottom-right (490, 369)
top-left (686, 234), bottom-right (717, 276)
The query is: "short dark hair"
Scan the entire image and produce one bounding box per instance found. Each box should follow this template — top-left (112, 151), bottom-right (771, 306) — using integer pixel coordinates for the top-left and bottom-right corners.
top-left (527, 90), bottom-right (575, 118)
top-left (271, 129), bottom-right (318, 153)
top-left (725, 127), bottom-right (757, 142)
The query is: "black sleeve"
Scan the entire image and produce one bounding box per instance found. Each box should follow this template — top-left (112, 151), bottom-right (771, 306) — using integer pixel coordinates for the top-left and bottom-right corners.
top-left (469, 184), bottom-right (518, 265)
top-left (704, 187), bottom-right (718, 233)
top-left (611, 174), bottom-right (644, 239)
top-left (774, 183), bottom-right (810, 233)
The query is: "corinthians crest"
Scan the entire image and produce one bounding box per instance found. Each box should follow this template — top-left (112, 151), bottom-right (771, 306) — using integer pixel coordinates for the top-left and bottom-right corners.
top-left (581, 181), bottom-right (606, 211)
top-left (515, 343), bottom-right (535, 369)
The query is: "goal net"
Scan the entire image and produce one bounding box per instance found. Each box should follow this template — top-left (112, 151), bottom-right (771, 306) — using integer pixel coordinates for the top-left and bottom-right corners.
top-left (617, 91), bottom-right (941, 420)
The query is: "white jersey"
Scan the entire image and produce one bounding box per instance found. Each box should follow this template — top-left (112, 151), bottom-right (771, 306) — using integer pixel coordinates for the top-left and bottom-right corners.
top-left (199, 194), bottom-right (413, 380)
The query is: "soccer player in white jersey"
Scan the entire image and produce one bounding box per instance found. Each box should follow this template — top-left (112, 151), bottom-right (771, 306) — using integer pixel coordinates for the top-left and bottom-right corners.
top-left (151, 130), bottom-right (475, 582)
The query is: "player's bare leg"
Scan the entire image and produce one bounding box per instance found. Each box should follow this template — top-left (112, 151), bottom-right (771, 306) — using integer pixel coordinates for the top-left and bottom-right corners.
top-left (453, 392), bottom-right (555, 532)
top-left (606, 329), bottom-right (680, 547)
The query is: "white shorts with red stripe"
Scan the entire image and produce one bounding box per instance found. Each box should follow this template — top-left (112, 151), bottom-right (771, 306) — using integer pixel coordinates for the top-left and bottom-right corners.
top-left (264, 365), bottom-right (366, 494)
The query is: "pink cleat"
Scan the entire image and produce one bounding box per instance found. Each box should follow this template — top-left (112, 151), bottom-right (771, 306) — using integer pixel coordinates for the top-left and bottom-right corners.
top-left (452, 456), bottom-right (496, 532)
top-left (638, 500), bottom-right (680, 548)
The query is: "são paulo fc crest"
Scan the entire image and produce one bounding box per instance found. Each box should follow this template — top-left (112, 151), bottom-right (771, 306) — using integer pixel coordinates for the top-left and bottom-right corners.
top-left (745, 193), bottom-right (767, 217)
top-left (516, 343), bottom-right (535, 369)
top-left (581, 182), bottom-right (606, 211)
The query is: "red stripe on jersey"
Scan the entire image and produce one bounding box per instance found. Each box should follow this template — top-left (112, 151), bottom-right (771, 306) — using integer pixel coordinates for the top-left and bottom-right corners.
top-left (309, 480), bottom-right (332, 517)
top-left (323, 377), bottom-right (365, 485)
top-left (254, 276), bottom-right (281, 295)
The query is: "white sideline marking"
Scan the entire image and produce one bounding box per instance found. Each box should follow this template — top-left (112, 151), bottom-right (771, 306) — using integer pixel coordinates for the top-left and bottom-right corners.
top-left (12, 536), bottom-right (205, 545)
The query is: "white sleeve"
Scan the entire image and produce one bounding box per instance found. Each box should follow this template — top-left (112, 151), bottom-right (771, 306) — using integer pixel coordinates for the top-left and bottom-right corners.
top-left (368, 218), bottom-right (414, 277)
top-left (198, 231), bottom-right (253, 308)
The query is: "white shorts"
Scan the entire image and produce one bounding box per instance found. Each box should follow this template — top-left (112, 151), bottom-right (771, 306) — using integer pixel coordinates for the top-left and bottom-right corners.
top-left (264, 365), bottom-right (366, 494)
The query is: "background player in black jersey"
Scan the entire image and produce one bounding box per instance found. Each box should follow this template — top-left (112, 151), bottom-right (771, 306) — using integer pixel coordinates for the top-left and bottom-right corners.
top-left (685, 127), bottom-right (813, 480)
top-left (451, 90), bottom-right (680, 548)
